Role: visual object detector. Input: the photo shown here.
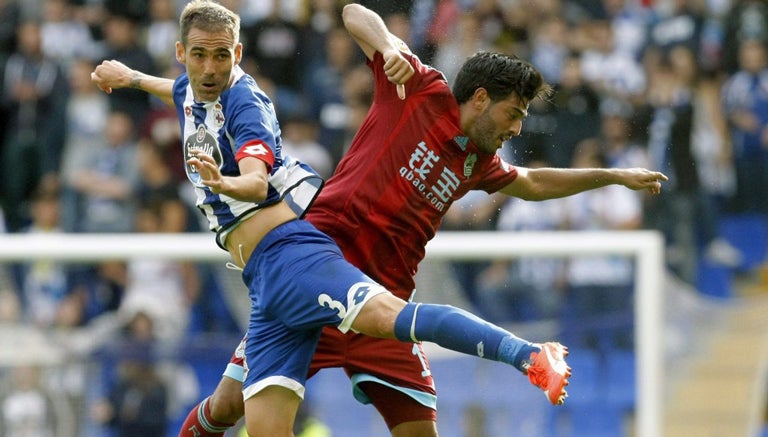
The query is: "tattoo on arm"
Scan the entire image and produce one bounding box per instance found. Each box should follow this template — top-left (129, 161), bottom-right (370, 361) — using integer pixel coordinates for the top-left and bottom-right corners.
top-left (129, 72), bottom-right (141, 89)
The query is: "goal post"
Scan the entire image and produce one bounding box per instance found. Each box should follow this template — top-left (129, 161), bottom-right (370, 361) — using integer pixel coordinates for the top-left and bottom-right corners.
top-left (0, 230), bottom-right (665, 437)
top-left (426, 230), bottom-right (665, 437)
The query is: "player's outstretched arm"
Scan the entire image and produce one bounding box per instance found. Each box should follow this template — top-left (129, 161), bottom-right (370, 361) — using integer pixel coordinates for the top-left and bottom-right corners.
top-left (500, 167), bottom-right (668, 200)
top-left (91, 60), bottom-right (175, 107)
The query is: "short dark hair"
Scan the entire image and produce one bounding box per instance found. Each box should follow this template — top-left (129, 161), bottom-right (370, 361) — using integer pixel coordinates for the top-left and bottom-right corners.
top-left (452, 51), bottom-right (552, 106)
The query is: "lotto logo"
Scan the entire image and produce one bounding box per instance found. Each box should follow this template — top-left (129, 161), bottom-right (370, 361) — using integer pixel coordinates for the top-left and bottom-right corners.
top-left (351, 285), bottom-right (371, 305)
top-left (243, 143), bottom-right (268, 156)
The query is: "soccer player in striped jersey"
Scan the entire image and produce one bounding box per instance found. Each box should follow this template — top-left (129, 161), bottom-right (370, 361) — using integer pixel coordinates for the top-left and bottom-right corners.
top-left (165, 2), bottom-right (668, 437)
top-left (168, 3), bottom-right (667, 437)
top-left (91, 2), bottom-right (668, 436)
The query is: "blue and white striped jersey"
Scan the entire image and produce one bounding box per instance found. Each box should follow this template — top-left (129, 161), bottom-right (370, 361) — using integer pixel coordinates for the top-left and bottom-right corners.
top-left (172, 65), bottom-right (323, 248)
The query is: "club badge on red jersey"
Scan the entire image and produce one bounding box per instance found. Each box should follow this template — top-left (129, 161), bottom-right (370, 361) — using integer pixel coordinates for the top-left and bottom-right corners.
top-left (464, 153), bottom-right (477, 178)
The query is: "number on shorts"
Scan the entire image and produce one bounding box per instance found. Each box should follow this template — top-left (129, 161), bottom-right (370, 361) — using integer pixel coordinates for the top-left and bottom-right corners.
top-left (412, 343), bottom-right (431, 378)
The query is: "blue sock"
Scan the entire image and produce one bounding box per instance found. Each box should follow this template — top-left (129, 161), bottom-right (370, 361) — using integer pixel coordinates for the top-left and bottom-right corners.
top-left (394, 302), bottom-right (539, 373)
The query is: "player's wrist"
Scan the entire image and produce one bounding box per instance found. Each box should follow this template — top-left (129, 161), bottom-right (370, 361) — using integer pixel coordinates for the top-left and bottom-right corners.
top-left (128, 71), bottom-right (143, 90)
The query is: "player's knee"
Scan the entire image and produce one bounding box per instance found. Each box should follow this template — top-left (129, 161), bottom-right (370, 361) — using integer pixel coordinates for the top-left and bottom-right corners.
top-left (354, 294), bottom-right (406, 338)
top-left (209, 383), bottom-right (245, 423)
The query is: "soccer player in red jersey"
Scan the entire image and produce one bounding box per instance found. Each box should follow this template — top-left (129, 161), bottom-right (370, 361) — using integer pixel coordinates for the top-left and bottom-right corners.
top-left (171, 3), bottom-right (667, 436)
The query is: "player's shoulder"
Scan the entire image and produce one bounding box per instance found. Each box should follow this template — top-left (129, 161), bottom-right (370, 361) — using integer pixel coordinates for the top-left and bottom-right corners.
top-left (226, 68), bottom-right (258, 99)
top-left (224, 72), bottom-right (274, 112)
top-left (173, 72), bottom-right (190, 91)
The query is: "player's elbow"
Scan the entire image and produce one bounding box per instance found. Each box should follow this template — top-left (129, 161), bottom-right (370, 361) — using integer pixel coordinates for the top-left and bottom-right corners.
top-left (501, 182), bottom-right (547, 201)
top-left (517, 187), bottom-right (550, 201)
top-left (342, 3), bottom-right (367, 31)
top-left (342, 3), bottom-right (360, 23)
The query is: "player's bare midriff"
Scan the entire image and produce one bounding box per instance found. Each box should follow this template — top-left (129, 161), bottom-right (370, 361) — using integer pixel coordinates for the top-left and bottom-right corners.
top-left (225, 200), bottom-right (298, 269)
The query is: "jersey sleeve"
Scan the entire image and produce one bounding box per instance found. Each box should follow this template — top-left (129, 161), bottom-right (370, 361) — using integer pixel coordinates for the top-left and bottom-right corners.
top-left (234, 139), bottom-right (276, 170)
top-left (226, 88), bottom-right (278, 172)
top-left (473, 154), bottom-right (519, 193)
top-left (368, 41), bottom-right (443, 103)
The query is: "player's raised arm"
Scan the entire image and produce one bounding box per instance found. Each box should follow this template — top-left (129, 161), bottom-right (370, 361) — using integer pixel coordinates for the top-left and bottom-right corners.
top-left (501, 166), bottom-right (669, 200)
top-left (91, 59), bottom-right (175, 107)
top-left (342, 3), bottom-right (413, 99)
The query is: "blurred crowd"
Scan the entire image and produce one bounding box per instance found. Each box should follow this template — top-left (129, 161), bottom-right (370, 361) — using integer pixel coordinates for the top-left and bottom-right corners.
top-left (0, 0), bottom-right (767, 434)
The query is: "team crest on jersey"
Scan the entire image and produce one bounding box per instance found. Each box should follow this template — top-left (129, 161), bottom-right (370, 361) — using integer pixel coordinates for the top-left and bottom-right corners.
top-left (184, 124), bottom-right (223, 187)
top-left (213, 103), bottom-right (225, 128)
top-left (464, 153), bottom-right (477, 177)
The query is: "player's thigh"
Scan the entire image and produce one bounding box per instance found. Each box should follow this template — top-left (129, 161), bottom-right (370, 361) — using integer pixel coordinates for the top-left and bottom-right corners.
top-left (244, 385), bottom-right (301, 437)
top-left (313, 332), bottom-right (438, 433)
top-left (346, 336), bottom-right (436, 401)
top-left (347, 336), bottom-right (437, 430)
top-left (251, 223), bottom-right (388, 331)
top-left (390, 419), bottom-right (438, 437)
top-left (362, 381), bottom-right (437, 436)
top-left (243, 317), bottom-right (321, 399)
top-left (350, 291), bottom-right (408, 337)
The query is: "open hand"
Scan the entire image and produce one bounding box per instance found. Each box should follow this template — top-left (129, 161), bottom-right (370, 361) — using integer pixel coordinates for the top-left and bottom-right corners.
top-left (187, 151), bottom-right (225, 192)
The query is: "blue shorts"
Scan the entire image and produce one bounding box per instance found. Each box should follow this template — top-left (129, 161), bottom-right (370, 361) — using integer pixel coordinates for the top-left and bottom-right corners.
top-left (240, 219), bottom-right (389, 401)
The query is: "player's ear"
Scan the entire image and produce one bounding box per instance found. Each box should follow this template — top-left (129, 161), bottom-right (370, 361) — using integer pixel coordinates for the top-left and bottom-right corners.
top-left (175, 41), bottom-right (186, 64)
top-left (234, 42), bottom-right (242, 65)
top-left (473, 87), bottom-right (489, 110)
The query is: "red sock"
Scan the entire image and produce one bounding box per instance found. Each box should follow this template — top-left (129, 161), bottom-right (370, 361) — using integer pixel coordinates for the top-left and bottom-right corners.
top-left (178, 397), bottom-right (235, 437)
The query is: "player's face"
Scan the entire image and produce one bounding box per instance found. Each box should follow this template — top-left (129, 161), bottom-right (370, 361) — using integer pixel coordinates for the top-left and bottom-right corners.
top-left (176, 27), bottom-right (242, 102)
top-left (468, 93), bottom-right (527, 155)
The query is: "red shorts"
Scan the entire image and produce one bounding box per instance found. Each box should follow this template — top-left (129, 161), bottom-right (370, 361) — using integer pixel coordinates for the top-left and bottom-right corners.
top-left (227, 326), bottom-right (437, 428)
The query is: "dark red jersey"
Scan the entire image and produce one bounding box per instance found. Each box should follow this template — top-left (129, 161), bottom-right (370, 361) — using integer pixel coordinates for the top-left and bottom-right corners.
top-left (306, 50), bottom-right (518, 299)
